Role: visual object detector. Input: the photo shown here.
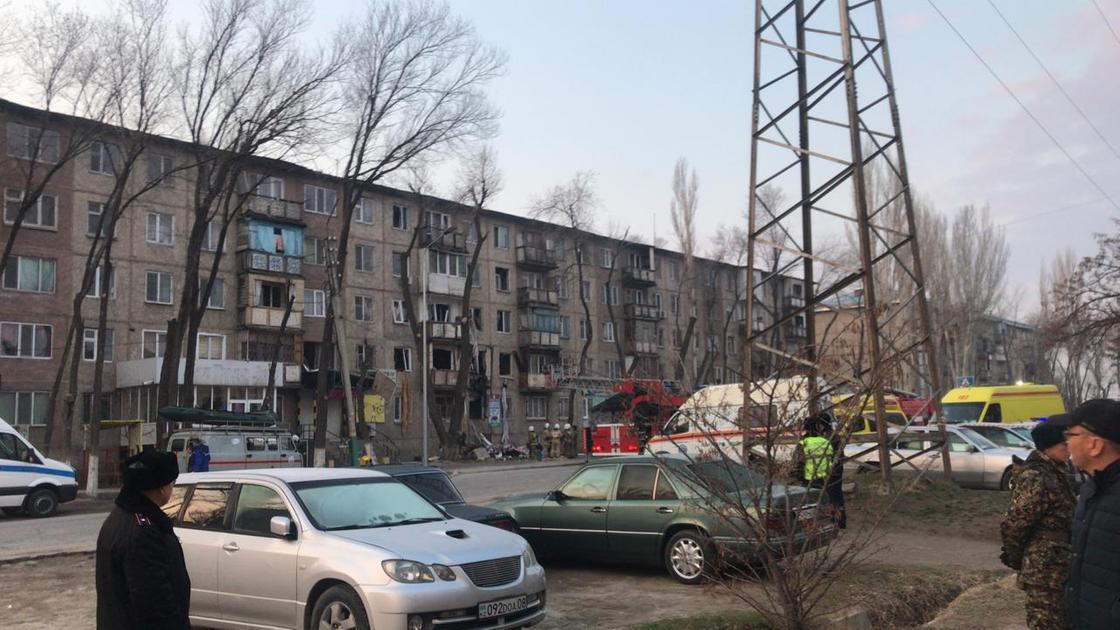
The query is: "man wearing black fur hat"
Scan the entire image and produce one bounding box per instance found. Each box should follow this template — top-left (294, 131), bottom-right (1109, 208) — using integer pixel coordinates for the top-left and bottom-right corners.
top-left (96, 447), bottom-right (190, 629)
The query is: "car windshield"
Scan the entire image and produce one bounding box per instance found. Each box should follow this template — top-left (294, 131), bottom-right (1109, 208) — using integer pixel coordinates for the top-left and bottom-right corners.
top-left (956, 427), bottom-right (1000, 451)
top-left (290, 478), bottom-right (446, 531)
top-left (397, 472), bottom-right (464, 505)
top-left (1009, 427), bottom-right (1035, 443)
top-left (942, 402), bottom-right (985, 423)
top-left (665, 459), bottom-right (766, 494)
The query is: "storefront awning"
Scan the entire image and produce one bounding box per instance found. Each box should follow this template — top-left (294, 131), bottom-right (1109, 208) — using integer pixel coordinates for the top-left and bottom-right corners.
top-left (158, 406), bottom-right (278, 426)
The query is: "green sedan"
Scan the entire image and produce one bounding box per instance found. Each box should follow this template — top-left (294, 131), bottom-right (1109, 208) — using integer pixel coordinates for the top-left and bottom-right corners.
top-left (490, 455), bottom-right (837, 584)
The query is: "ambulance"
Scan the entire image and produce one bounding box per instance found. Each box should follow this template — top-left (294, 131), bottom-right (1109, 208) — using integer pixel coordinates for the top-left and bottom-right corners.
top-left (831, 393), bottom-right (909, 435)
top-left (0, 418), bottom-right (78, 517)
top-left (940, 383), bottom-right (1065, 424)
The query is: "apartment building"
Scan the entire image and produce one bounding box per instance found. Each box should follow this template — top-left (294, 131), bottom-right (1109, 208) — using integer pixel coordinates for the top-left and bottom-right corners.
top-left (0, 99), bottom-right (804, 459)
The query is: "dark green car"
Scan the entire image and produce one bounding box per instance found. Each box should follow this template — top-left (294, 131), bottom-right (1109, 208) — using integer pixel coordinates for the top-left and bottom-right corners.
top-left (490, 455), bottom-right (837, 584)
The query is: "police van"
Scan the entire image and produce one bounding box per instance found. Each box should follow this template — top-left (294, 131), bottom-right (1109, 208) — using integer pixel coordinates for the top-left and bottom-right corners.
top-left (0, 417), bottom-right (79, 517)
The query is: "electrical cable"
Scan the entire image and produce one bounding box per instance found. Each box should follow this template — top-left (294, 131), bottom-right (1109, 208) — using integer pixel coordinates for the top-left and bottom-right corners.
top-left (1091, 0), bottom-right (1120, 48)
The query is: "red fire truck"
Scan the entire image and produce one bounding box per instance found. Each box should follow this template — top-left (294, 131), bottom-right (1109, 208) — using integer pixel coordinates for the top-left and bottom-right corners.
top-left (584, 380), bottom-right (688, 456)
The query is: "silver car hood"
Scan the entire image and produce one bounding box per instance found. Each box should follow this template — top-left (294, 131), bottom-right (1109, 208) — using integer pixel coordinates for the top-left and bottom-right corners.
top-left (327, 518), bottom-right (525, 565)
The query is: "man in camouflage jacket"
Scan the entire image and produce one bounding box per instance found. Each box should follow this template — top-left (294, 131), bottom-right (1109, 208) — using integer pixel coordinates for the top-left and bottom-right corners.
top-left (1001, 418), bottom-right (1076, 630)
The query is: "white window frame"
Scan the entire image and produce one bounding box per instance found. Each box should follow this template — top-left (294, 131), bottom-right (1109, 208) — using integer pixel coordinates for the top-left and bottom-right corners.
top-left (89, 141), bottom-right (119, 175)
top-left (426, 210), bottom-right (451, 229)
top-left (600, 248), bottom-right (614, 269)
top-left (603, 321), bottom-right (615, 343)
top-left (142, 330), bottom-right (167, 359)
top-left (4, 189), bottom-right (57, 229)
top-left (354, 295), bottom-right (375, 321)
top-left (305, 236), bottom-right (327, 266)
top-left (145, 212), bottom-right (174, 245)
top-left (394, 347), bottom-right (413, 372)
top-left (304, 289), bottom-right (326, 318)
top-left (354, 197), bottom-right (374, 224)
top-left (392, 205), bottom-right (410, 231)
top-left (200, 277), bottom-right (225, 310)
top-left (0, 322), bottom-right (52, 359)
top-left (354, 244), bottom-right (376, 272)
top-left (87, 266), bottom-right (117, 299)
top-left (493, 225), bottom-right (509, 249)
top-left (392, 252), bottom-right (409, 278)
top-left (253, 175), bottom-right (284, 199)
top-left (579, 318), bottom-right (589, 341)
top-left (496, 310), bottom-right (511, 333)
top-left (82, 328), bottom-right (114, 362)
top-left (145, 271), bottom-right (173, 304)
top-left (2, 256), bottom-right (56, 294)
top-left (6, 123), bottom-right (59, 163)
top-left (0, 391), bottom-right (50, 426)
top-left (87, 201), bottom-right (108, 237)
top-left (201, 221), bottom-right (222, 252)
top-left (494, 267), bottom-right (510, 292)
top-left (526, 396), bottom-right (547, 420)
top-left (391, 299), bottom-right (408, 324)
top-left (256, 280), bottom-right (286, 308)
top-left (196, 333), bottom-right (226, 361)
top-left (148, 153), bottom-right (175, 186)
top-left (303, 184), bottom-right (337, 216)
top-left (393, 395), bottom-right (403, 423)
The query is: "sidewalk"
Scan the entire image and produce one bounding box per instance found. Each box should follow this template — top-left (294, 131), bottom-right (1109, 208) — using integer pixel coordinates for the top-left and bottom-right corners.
top-left (438, 457), bottom-right (586, 475)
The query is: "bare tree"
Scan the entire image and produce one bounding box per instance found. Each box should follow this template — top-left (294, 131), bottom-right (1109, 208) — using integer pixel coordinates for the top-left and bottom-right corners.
top-left (532, 172), bottom-right (598, 424)
top-left (669, 158), bottom-right (700, 386)
top-left (313, 0), bottom-right (506, 461)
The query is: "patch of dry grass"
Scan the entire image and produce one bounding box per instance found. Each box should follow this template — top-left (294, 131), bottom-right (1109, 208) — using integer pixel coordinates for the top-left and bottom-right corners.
top-left (848, 474), bottom-right (1008, 541)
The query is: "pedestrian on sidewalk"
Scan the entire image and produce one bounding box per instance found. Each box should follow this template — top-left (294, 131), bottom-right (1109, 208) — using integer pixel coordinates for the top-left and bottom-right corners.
top-left (1062, 399), bottom-right (1120, 629)
top-left (96, 448), bottom-right (190, 630)
top-left (999, 417), bottom-right (1074, 630)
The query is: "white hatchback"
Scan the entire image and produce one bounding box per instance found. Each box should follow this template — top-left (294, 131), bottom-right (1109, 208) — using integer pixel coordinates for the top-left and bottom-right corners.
top-left (166, 468), bottom-right (546, 630)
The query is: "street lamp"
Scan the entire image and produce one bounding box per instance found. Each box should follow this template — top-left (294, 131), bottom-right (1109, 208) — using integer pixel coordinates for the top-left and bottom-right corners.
top-left (421, 225), bottom-right (456, 464)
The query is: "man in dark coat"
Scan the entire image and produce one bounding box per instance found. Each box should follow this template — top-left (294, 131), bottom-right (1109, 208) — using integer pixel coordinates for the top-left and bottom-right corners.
top-left (96, 448), bottom-right (190, 630)
top-left (1063, 399), bottom-right (1120, 629)
top-left (1000, 418), bottom-right (1075, 630)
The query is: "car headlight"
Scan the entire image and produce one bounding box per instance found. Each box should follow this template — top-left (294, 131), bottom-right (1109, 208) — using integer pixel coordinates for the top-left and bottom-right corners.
top-left (382, 560), bottom-right (435, 583)
top-left (522, 547), bottom-right (537, 568)
top-left (431, 563), bottom-right (456, 581)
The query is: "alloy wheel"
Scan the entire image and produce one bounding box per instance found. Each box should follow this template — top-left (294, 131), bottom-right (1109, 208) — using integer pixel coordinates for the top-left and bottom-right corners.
top-left (319, 601), bottom-right (357, 630)
top-left (670, 537), bottom-right (704, 579)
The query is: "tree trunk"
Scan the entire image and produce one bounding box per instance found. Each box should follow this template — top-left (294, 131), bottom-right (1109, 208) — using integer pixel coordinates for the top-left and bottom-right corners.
top-left (448, 214), bottom-right (487, 459)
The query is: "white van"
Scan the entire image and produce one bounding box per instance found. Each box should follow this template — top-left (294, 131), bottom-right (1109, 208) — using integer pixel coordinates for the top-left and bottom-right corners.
top-left (167, 427), bottom-right (302, 472)
top-left (0, 418), bottom-right (79, 517)
top-left (645, 377), bottom-right (827, 463)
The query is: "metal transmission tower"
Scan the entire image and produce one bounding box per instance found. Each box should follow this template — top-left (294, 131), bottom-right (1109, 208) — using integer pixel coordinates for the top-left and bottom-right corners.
top-left (743, 0), bottom-right (949, 491)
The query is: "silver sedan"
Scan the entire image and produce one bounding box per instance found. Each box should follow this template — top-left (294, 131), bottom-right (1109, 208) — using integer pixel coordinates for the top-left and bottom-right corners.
top-left (167, 468), bottom-right (547, 630)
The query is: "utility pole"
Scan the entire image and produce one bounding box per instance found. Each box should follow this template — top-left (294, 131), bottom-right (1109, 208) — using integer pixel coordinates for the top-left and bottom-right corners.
top-left (326, 238), bottom-right (359, 467)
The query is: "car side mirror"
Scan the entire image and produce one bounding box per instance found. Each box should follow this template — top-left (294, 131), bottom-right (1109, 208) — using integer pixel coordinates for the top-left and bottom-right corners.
top-left (270, 515), bottom-right (297, 540)
top-left (547, 489), bottom-right (567, 502)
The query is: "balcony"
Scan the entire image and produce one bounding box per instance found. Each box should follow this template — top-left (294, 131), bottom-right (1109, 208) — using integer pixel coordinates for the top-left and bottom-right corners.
top-left (519, 373), bottom-right (557, 392)
top-left (519, 329), bottom-right (561, 350)
top-left (517, 287), bottom-right (559, 308)
top-left (430, 368), bottom-right (459, 389)
top-left (783, 323), bottom-right (808, 339)
top-left (244, 194), bottom-right (303, 223)
top-left (421, 225), bottom-right (468, 253)
top-left (426, 273), bottom-right (466, 297)
top-left (625, 339), bottom-right (659, 356)
top-left (622, 266), bottom-right (657, 288)
top-left (244, 251), bottom-right (302, 276)
top-left (515, 245), bottom-right (558, 270)
top-left (242, 305), bottom-right (303, 330)
top-left (783, 294), bottom-right (806, 310)
top-left (427, 321), bottom-right (462, 342)
top-left (623, 303), bottom-right (663, 321)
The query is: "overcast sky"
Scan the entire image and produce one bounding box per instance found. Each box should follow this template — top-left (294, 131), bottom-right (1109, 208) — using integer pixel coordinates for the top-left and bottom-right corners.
top-left (11, 0), bottom-right (1120, 318)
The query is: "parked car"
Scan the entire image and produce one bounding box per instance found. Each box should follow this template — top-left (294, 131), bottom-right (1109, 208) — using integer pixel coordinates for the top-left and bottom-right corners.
top-left (374, 464), bottom-right (519, 531)
top-left (166, 468), bottom-right (546, 630)
top-left (0, 417), bottom-right (78, 517)
top-left (489, 455), bottom-right (836, 585)
top-left (844, 425), bottom-right (1030, 490)
top-left (960, 422), bottom-right (1037, 450)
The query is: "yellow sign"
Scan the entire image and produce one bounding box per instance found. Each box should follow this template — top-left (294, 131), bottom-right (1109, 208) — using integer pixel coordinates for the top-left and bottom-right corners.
top-left (364, 395), bottom-right (385, 424)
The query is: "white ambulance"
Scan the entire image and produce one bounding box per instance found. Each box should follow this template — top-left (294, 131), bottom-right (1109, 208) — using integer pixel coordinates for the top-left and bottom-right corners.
top-left (0, 418), bottom-right (79, 517)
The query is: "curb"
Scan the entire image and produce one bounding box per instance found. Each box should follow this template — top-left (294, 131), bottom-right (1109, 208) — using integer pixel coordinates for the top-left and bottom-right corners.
top-left (442, 460), bottom-right (585, 476)
top-left (0, 549), bottom-right (94, 565)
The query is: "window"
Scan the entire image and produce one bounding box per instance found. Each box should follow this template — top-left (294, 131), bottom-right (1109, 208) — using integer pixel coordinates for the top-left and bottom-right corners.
top-left (354, 244), bottom-right (375, 272)
top-left (493, 225), bottom-right (509, 249)
top-left (655, 471), bottom-right (678, 500)
top-left (7, 123), bottom-right (59, 162)
top-left (392, 205), bottom-right (410, 230)
top-left (354, 295), bottom-right (374, 321)
top-left (600, 248), bottom-right (614, 269)
top-left (671, 295), bottom-right (680, 314)
top-left (201, 222), bottom-right (222, 252)
top-left (181, 485), bottom-right (232, 529)
top-left (0, 322), bottom-right (52, 358)
top-left (603, 321), bottom-right (615, 343)
top-left (303, 185), bottom-right (337, 215)
top-left (143, 330), bottom-right (167, 358)
top-left (147, 153), bottom-right (175, 186)
top-left (305, 237), bottom-right (328, 266)
top-left (87, 201), bottom-right (109, 237)
top-left (726, 335), bottom-right (736, 355)
top-left (982, 404), bottom-right (1003, 423)
top-left (471, 265), bottom-right (482, 288)
top-left (600, 283), bottom-right (619, 305)
top-left (354, 197), bottom-right (374, 224)
top-left (0, 391), bottom-right (49, 426)
top-left (560, 315), bottom-right (571, 339)
top-left (579, 318), bottom-right (589, 341)
top-left (668, 260), bottom-right (681, 281)
top-left (498, 353), bottom-right (512, 376)
top-left (561, 466), bottom-right (618, 501)
top-left (146, 212), bottom-right (174, 245)
top-left (199, 277), bottom-right (225, 309)
top-left (426, 210), bottom-right (451, 229)
top-left (616, 465), bottom-right (658, 500)
top-left (252, 175), bottom-right (283, 199)
top-left (256, 281), bottom-right (284, 308)
top-left (82, 328), bottom-right (114, 362)
top-left (606, 358), bottom-right (621, 378)
top-left (86, 266), bottom-right (117, 299)
top-left (558, 397), bottom-right (570, 420)
top-left (394, 347), bottom-right (412, 372)
top-left (2, 256), bottom-right (55, 293)
top-left (526, 396), bottom-right (547, 420)
top-left (580, 280), bottom-right (591, 301)
top-left (429, 251), bottom-right (467, 277)
top-left (146, 271), bottom-right (173, 304)
top-left (231, 484), bottom-right (291, 535)
top-left (305, 289), bottom-right (325, 318)
top-left (471, 307), bottom-right (482, 331)
top-left (89, 141), bottom-right (120, 175)
top-left (492, 267), bottom-right (510, 292)
top-left (496, 310), bottom-right (511, 333)
top-left (197, 333), bottom-right (225, 360)
top-left (391, 299), bottom-right (408, 324)
top-left (4, 189), bottom-right (57, 229)
top-left (392, 395), bottom-right (403, 423)
top-left (392, 252), bottom-right (409, 278)
top-left (555, 278), bottom-right (568, 299)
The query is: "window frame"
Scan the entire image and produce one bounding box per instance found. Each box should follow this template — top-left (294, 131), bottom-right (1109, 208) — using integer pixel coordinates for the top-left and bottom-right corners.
top-left (142, 330), bottom-right (168, 359)
top-left (303, 184), bottom-right (338, 216)
top-left (392, 205), bottom-right (410, 231)
top-left (145, 270), bottom-right (174, 305)
top-left (354, 197), bottom-right (375, 224)
top-left (2, 255), bottom-right (56, 294)
top-left (391, 299), bottom-right (408, 324)
top-left (81, 327), bottom-right (114, 362)
top-left (197, 332), bottom-right (226, 361)
top-left (493, 225), bottom-right (509, 249)
top-left (0, 321), bottom-right (53, 359)
top-left (304, 289), bottom-right (326, 318)
top-left (354, 295), bottom-right (375, 321)
top-left (496, 309), bottom-right (511, 334)
top-left (354, 244), bottom-right (376, 273)
top-left (3, 189), bottom-right (57, 230)
top-left (145, 211), bottom-right (175, 246)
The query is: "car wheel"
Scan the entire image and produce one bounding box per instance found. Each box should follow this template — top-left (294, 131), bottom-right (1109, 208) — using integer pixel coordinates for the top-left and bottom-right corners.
top-left (311, 585), bottom-right (369, 630)
top-left (1000, 467), bottom-right (1013, 491)
top-left (664, 530), bottom-right (714, 585)
top-left (1, 507), bottom-right (22, 517)
top-left (24, 489), bottom-right (58, 518)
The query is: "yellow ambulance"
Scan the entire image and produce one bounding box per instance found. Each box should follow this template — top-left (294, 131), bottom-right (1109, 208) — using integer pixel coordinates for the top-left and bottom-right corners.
top-left (831, 393), bottom-right (909, 434)
top-left (940, 384), bottom-right (1064, 424)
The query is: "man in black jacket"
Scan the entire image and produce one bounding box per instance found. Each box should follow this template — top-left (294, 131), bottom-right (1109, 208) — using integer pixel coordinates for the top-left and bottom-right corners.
top-left (1063, 399), bottom-right (1120, 629)
top-left (96, 448), bottom-right (190, 629)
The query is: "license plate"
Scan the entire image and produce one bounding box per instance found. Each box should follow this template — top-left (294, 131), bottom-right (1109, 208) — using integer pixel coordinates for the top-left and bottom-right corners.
top-left (478, 594), bottom-right (530, 619)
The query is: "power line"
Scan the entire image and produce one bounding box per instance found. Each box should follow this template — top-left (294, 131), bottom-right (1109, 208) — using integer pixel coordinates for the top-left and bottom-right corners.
top-left (1001, 196), bottom-right (1105, 227)
top-left (986, 0), bottom-right (1120, 165)
top-left (1091, 0), bottom-right (1120, 48)
top-left (926, 0), bottom-right (1120, 213)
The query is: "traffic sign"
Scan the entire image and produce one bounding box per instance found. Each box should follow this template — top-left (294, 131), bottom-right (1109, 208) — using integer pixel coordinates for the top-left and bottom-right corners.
top-left (956, 376), bottom-right (974, 387)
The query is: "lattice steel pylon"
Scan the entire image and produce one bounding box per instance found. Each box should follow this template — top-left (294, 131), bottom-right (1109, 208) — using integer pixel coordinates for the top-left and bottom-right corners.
top-left (743, 0), bottom-right (949, 492)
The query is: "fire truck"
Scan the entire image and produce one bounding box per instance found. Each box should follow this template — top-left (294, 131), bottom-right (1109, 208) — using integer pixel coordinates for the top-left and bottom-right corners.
top-left (585, 380), bottom-right (688, 456)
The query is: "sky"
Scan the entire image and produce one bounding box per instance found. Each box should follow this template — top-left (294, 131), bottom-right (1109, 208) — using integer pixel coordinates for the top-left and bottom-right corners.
top-left (11, 0), bottom-right (1120, 318)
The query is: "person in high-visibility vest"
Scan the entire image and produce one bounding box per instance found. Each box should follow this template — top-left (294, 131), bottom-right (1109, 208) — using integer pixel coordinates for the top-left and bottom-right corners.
top-left (797, 420), bottom-right (834, 490)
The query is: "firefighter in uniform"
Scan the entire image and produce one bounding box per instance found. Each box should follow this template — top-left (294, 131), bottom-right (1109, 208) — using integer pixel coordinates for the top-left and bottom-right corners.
top-left (96, 448), bottom-right (190, 630)
top-left (564, 423), bottom-right (578, 458)
top-left (1000, 418), bottom-right (1075, 630)
top-left (527, 425), bottom-right (542, 461)
top-left (549, 423), bottom-right (563, 458)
